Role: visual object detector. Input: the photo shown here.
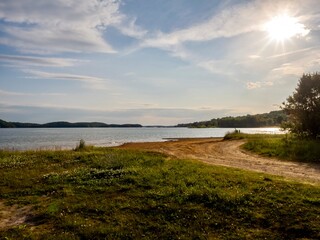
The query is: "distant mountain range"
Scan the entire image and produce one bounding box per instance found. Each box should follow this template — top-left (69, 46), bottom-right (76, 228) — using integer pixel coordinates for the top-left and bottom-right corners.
top-left (0, 119), bottom-right (142, 128)
top-left (176, 110), bottom-right (286, 128)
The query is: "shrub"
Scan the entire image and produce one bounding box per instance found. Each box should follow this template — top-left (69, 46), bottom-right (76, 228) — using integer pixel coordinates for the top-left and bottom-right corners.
top-left (282, 73), bottom-right (320, 139)
top-left (224, 129), bottom-right (246, 140)
top-left (75, 139), bottom-right (86, 151)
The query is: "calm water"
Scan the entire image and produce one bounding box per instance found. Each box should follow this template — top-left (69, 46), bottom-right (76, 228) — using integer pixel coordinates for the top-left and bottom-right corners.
top-left (0, 127), bottom-right (282, 150)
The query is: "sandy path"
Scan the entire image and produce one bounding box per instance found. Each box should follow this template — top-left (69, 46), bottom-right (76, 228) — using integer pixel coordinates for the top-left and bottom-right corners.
top-left (118, 138), bottom-right (320, 184)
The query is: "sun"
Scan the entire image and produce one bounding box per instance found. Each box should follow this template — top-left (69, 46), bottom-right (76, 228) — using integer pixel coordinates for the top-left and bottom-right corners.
top-left (264, 14), bottom-right (309, 42)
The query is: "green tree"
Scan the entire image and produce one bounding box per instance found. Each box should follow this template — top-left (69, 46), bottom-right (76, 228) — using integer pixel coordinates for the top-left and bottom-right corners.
top-left (282, 73), bottom-right (320, 138)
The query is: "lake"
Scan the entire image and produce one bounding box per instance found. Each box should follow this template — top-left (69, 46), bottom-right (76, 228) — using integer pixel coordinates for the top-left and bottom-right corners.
top-left (0, 127), bottom-right (282, 150)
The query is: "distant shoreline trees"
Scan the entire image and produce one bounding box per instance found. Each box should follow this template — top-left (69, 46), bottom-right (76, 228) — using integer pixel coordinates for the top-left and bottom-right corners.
top-left (0, 120), bottom-right (142, 128)
top-left (176, 110), bottom-right (286, 128)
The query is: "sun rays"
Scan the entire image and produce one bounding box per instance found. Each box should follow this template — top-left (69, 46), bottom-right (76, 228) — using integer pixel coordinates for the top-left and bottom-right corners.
top-left (264, 14), bottom-right (310, 42)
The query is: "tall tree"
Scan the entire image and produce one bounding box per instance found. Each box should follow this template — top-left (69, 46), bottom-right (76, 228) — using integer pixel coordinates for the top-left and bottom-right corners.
top-left (282, 73), bottom-right (320, 138)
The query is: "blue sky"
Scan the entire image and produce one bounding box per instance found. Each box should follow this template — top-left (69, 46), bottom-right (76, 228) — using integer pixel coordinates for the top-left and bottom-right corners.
top-left (1, 0), bottom-right (320, 125)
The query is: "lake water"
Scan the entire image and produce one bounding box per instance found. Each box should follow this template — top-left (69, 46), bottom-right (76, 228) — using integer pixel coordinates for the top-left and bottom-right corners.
top-left (0, 127), bottom-right (282, 150)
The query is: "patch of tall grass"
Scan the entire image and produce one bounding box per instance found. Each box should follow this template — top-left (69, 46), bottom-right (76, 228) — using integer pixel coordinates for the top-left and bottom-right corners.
top-left (225, 131), bottom-right (320, 163)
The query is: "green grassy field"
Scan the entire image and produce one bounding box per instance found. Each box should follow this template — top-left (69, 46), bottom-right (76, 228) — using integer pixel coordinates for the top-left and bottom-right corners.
top-left (0, 146), bottom-right (319, 239)
top-left (224, 131), bottom-right (320, 163)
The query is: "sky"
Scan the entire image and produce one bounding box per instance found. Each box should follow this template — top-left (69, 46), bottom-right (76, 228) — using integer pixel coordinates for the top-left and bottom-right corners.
top-left (0, 0), bottom-right (320, 125)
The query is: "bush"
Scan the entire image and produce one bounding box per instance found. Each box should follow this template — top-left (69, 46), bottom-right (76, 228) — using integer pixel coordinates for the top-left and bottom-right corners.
top-left (282, 73), bottom-right (320, 139)
top-left (224, 129), bottom-right (246, 140)
top-left (75, 139), bottom-right (86, 151)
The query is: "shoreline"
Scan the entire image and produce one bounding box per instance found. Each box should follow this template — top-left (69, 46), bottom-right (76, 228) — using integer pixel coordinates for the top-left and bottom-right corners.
top-left (1, 137), bottom-right (319, 183)
top-left (0, 137), bottom-right (223, 152)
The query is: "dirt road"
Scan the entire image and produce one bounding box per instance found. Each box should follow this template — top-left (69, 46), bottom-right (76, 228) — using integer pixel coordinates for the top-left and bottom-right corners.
top-left (118, 138), bottom-right (320, 184)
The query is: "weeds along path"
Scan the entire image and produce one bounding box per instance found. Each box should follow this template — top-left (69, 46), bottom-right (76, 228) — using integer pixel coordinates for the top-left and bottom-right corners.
top-left (118, 138), bottom-right (320, 184)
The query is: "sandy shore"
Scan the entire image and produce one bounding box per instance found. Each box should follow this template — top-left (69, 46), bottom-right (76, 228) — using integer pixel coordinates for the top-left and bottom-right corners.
top-left (117, 138), bottom-right (320, 184)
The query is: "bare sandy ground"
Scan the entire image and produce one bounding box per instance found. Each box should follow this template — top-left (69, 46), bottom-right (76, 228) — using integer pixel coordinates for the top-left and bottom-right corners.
top-left (0, 201), bottom-right (31, 229)
top-left (118, 138), bottom-right (320, 184)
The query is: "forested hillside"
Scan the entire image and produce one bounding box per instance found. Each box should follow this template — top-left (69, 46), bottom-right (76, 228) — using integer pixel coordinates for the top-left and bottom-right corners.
top-left (0, 120), bottom-right (142, 128)
top-left (0, 110), bottom-right (286, 128)
top-left (177, 110), bottom-right (286, 128)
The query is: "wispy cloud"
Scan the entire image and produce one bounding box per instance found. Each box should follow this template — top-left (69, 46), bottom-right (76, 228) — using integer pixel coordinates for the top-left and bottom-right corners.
top-left (271, 63), bottom-right (305, 76)
top-left (115, 17), bottom-right (147, 39)
top-left (141, 1), bottom-right (266, 49)
top-left (266, 47), bottom-right (316, 59)
top-left (135, 0), bottom-right (320, 89)
top-left (0, 54), bottom-right (82, 67)
top-left (0, 0), bottom-right (145, 54)
top-left (197, 59), bottom-right (235, 76)
top-left (24, 70), bottom-right (108, 90)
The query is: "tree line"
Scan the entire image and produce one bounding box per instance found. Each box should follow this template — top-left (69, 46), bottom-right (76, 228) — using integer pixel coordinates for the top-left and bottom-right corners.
top-left (176, 110), bottom-right (286, 128)
top-left (0, 120), bottom-right (142, 128)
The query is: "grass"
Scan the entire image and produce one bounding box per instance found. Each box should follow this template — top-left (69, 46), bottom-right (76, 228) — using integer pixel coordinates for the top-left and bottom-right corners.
top-left (0, 147), bottom-right (319, 239)
top-left (225, 131), bottom-right (320, 163)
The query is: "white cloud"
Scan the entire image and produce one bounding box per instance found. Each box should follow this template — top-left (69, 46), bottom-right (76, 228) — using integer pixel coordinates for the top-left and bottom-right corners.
top-left (249, 55), bottom-right (261, 59)
top-left (24, 70), bottom-right (108, 90)
top-left (0, 26), bottom-right (115, 54)
top-left (135, 0), bottom-right (320, 88)
top-left (247, 82), bottom-right (262, 90)
top-left (115, 17), bottom-right (147, 39)
top-left (271, 63), bottom-right (305, 76)
top-left (0, 54), bottom-right (82, 67)
top-left (132, 1), bottom-right (271, 80)
top-left (246, 81), bottom-right (274, 90)
top-left (265, 47), bottom-right (320, 82)
top-left (197, 59), bottom-right (234, 76)
top-left (267, 47), bottom-right (315, 59)
top-left (0, 0), bottom-right (145, 54)
top-left (142, 1), bottom-right (266, 49)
